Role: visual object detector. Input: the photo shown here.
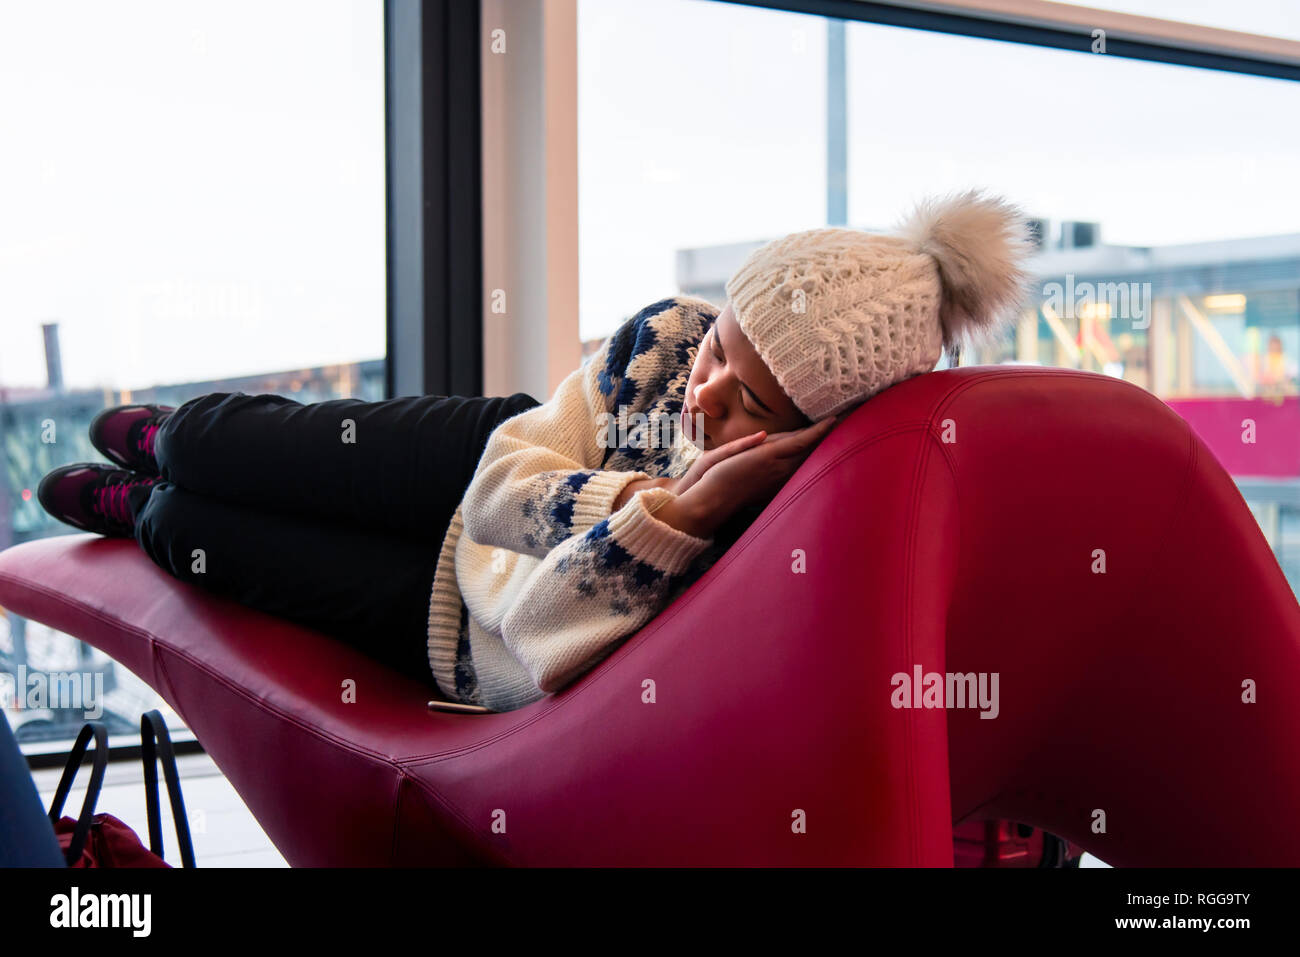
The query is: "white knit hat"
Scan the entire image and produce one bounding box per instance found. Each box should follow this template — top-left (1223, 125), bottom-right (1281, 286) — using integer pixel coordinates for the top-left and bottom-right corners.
top-left (724, 189), bottom-right (1035, 421)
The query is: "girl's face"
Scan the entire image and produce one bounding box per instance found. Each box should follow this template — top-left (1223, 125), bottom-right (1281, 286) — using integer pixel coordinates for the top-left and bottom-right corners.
top-left (681, 302), bottom-right (811, 452)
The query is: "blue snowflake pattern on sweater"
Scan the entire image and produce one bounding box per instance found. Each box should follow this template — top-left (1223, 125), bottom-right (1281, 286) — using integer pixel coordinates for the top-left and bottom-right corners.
top-left (596, 298), bottom-right (675, 402)
top-left (530, 493), bottom-right (762, 691)
top-left (453, 602), bottom-right (482, 705)
top-left (546, 517), bottom-right (670, 622)
top-left (599, 298), bottom-right (717, 476)
top-left (517, 469), bottom-right (600, 550)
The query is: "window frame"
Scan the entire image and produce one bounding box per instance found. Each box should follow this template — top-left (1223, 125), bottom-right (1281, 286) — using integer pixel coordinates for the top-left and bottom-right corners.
top-left (723, 0), bottom-right (1300, 81)
top-left (385, 0), bottom-right (484, 399)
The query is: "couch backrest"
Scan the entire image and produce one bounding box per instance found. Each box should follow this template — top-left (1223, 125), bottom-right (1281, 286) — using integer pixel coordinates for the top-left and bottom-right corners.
top-left (852, 366), bottom-right (1300, 865)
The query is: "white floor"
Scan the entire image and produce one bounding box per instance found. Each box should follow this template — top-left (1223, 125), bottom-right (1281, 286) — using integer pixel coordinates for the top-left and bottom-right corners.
top-left (31, 750), bottom-right (288, 868)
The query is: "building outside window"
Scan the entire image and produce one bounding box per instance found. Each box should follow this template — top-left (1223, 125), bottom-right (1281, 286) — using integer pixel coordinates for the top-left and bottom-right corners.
top-left (0, 0), bottom-right (385, 752)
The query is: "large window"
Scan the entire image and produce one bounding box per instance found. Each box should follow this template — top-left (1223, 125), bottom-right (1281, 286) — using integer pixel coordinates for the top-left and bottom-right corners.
top-left (0, 0), bottom-right (386, 751)
top-left (576, 0), bottom-right (1300, 597)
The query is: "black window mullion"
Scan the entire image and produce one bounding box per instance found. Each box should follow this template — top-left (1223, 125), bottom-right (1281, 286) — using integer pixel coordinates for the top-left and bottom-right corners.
top-left (385, 0), bottom-right (483, 400)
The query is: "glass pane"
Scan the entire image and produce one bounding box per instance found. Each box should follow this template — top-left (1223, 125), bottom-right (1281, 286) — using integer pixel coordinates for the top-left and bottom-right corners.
top-left (843, 25), bottom-right (1300, 244)
top-left (843, 19), bottom-right (1300, 597)
top-left (0, 0), bottom-right (385, 752)
top-left (578, 0), bottom-right (827, 341)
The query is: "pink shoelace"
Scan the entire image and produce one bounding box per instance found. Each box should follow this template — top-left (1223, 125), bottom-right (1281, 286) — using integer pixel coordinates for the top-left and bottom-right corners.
top-left (92, 479), bottom-right (141, 528)
top-left (137, 421), bottom-right (161, 460)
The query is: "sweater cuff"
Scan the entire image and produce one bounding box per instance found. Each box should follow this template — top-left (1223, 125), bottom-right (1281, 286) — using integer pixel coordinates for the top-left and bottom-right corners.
top-left (569, 469), bottom-right (652, 535)
top-left (605, 486), bottom-right (713, 575)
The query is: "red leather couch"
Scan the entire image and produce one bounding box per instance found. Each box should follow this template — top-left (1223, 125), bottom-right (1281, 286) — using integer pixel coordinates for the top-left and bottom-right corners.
top-left (2, 366), bottom-right (1298, 866)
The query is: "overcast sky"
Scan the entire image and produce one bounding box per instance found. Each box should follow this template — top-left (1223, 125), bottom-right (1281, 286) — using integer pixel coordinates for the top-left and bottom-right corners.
top-left (1, 0), bottom-right (1296, 389)
top-left (578, 0), bottom-right (1300, 337)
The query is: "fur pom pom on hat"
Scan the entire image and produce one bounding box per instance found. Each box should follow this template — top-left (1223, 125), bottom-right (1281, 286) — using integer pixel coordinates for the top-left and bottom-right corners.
top-left (724, 189), bottom-right (1035, 421)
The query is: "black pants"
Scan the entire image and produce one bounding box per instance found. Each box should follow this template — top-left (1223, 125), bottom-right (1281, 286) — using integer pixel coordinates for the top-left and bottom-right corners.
top-left (127, 390), bottom-right (541, 690)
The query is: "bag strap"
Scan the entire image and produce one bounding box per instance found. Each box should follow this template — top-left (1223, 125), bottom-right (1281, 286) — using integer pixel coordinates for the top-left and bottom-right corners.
top-left (140, 710), bottom-right (196, 868)
top-left (47, 722), bottom-right (109, 866)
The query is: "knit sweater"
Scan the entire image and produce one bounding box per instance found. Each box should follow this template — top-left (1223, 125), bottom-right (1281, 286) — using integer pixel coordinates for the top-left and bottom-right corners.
top-left (426, 294), bottom-right (758, 712)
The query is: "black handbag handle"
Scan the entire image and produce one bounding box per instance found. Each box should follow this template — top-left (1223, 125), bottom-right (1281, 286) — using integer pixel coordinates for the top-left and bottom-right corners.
top-left (47, 722), bottom-right (109, 866)
top-left (140, 710), bottom-right (196, 868)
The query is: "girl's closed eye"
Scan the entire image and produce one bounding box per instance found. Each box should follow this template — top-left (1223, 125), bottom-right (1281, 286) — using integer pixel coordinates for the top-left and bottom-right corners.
top-left (709, 328), bottom-right (762, 417)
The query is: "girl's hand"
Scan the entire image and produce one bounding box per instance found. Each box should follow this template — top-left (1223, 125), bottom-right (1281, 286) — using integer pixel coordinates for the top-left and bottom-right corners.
top-left (613, 432), bottom-right (764, 514)
top-left (670, 415), bottom-right (840, 538)
top-left (672, 429), bottom-right (768, 497)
